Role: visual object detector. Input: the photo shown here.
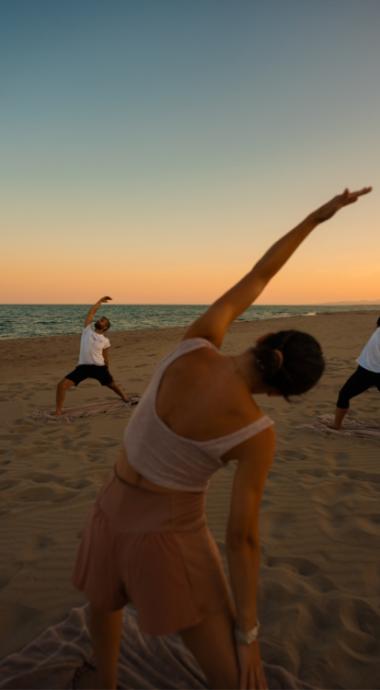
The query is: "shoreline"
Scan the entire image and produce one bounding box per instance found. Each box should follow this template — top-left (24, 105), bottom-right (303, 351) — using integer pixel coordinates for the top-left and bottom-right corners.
top-left (0, 311), bottom-right (378, 378)
top-left (0, 306), bottom-right (378, 343)
top-left (0, 305), bottom-right (379, 343)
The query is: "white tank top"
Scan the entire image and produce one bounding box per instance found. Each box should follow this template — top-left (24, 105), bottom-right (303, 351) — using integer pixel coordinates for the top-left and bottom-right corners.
top-left (357, 327), bottom-right (380, 373)
top-left (123, 338), bottom-right (274, 491)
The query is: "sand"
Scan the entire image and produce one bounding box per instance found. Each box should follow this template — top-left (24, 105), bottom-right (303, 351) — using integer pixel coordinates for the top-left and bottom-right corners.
top-left (0, 311), bottom-right (379, 689)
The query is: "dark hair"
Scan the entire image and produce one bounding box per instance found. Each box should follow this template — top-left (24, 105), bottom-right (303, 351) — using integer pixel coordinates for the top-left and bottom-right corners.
top-left (102, 317), bottom-right (111, 331)
top-left (377, 316), bottom-right (380, 328)
top-left (253, 330), bottom-right (325, 399)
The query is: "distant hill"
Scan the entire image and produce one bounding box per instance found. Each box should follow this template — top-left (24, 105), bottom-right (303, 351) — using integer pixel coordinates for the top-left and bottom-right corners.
top-left (322, 300), bottom-right (380, 305)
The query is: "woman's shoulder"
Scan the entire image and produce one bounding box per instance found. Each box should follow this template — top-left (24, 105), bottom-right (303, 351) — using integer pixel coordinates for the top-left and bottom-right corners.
top-left (220, 375), bottom-right (270, 436)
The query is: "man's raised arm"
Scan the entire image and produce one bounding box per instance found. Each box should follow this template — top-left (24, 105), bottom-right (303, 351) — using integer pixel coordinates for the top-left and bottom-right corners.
top-left (84, 296), bottom-right (112, 327)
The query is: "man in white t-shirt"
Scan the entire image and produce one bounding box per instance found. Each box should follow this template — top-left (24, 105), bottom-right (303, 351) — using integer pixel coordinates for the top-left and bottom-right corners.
top-left (55, 296), bottom-right (129, 415)
top-left (333, 316), bottom-right (380, 429)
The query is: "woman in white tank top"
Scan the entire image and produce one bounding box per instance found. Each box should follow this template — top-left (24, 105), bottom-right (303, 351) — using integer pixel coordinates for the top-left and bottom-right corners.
top-left (73, 187), bottom-right (371, 690)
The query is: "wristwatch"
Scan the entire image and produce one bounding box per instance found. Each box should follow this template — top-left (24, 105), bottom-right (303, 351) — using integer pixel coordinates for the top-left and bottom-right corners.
top-left (234, 621), bottom-right (260, 645)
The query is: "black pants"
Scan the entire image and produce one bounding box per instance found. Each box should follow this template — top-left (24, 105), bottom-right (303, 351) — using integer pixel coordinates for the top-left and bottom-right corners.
top-left (336, 365), bottom-right (380, 409)
top-left (65, 364), bottom-right (114, 386)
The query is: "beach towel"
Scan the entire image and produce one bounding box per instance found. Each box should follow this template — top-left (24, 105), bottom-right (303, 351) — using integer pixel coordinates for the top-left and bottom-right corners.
top-left (0, 603), bottom-right (314, 690)
top-left (30, 398), bottom-right (140, 424)
top-left (299, 414), bottom-right (380, 439)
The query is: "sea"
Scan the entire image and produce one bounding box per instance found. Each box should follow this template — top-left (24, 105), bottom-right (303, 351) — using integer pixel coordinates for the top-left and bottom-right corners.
top-left (0, 304), bottom-right (379, 340)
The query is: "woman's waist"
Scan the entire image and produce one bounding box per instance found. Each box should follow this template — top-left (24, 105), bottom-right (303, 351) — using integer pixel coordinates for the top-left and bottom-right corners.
top-left (96, 463), bottom-right (207, 533)
top-left (116, 448), bottom-right (210, 493)
top-left (115, 450), bottom-right (178, 494)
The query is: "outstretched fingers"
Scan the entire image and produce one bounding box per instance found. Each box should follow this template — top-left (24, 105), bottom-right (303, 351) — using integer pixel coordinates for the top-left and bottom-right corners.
top-left (353, 186), bottom-right (372, 196)
top-left (341, 186), bottom-right (372, 205)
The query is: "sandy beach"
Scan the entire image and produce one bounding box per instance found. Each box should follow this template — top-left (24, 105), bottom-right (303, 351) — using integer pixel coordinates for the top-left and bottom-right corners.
top-left (0, 311), bottom-right (379, 689)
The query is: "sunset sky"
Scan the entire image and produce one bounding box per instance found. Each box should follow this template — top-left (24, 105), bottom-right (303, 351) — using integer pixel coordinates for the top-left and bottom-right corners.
top-left (1, 0), bottom-right (379, 304)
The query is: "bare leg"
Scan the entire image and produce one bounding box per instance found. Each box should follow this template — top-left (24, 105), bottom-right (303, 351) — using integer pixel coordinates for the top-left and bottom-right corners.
top-left (180, 605), bottom-right (240, 690)
top-left (333, 367), bottom-right (374, 430)
top-left (332, 407), bottom-right (348, 430)
top-left (88, 605), bottom-right (123, 690)
top-left (55, 378), bottom-right (75, 415)
top-left (106, 381), bottom-right (129, 402)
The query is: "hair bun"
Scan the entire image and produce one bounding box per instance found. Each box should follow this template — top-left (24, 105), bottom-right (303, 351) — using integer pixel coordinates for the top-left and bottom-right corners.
top-left (254, 344), bottom-right (282, 380)
top-left (253, 329), bottom-right (325, 398)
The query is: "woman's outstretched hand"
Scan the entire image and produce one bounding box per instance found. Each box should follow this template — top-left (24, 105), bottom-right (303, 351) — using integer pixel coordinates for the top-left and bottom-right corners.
top-left (237, 641), bottom-right (268, 689)
top-left (311, 186), bottom-right (372, 224)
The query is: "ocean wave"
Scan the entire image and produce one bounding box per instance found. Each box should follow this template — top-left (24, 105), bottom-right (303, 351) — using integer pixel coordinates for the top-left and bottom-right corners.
top-left (0, 304), bottom-right (379, 339)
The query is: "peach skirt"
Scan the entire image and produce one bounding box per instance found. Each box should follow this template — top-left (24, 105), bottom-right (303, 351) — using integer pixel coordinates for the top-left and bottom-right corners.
top-left (72, 469), bottom-right (231, 635)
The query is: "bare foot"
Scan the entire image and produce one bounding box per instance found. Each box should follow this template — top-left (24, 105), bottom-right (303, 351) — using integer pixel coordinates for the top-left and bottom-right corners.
top-left (123, 396), bottom-right (139, 406)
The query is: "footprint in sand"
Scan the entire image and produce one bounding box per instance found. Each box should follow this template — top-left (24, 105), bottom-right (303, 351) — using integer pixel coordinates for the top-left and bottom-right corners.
top-left (297, 467), bottom-right (325, 480)
top-left (317, 502), bottom-right (379, 544)
top-left (342, 516), bottom-right (380, 544)
top-left (63, 478), bottom-right (91, 490)
top-left (46, 462), bottom-right (60, 470)
top-left (100, 437), bottom-right (120, 448)
top-left (350, 598), bottom-right (380, 639)
top-left (36, 534), bottom-right (56, 549)
top-left (0, 434), bottom-right (22, 443)
top-left (260, 640), bottom-right (299, 676)
top-left (27, 472), bottom-right (60, 484)
top-left (328, 597), bottom-right (380, 658)
top-left (261, 510), bottom-right (297, 542)
top-left (334, 450), bottom-right (350, 462)
top-left (14, 420), bottom-right (35, 431)
top-left (259, 576), bottom-right (301, 616)
top-left (367, 512), bottom-right (380, 525)
top-left (311, 573), bottom-right (336, 593)
top-left (310, 481), bottom-right (352, 506)
top-left (18, 485), bottom-right (76, 503)
top-left (332, 468), bottom-right (380, 486)
top-left (0, 479), bottom-right (18, 490)
top-left (266, 555), bottom-right (319, 577)
top-left (62, 440), bottom-right (76, 450)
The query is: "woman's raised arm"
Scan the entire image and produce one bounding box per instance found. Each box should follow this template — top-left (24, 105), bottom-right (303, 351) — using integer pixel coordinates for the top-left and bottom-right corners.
top-left (184, 187), bottom-right (372, 347)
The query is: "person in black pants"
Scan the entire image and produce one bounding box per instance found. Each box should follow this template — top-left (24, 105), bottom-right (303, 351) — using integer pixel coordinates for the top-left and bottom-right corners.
top-left (333, 317), bottom-right (380, 429)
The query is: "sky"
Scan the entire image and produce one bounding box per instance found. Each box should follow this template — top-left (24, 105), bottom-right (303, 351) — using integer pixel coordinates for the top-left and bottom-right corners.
top-left (1, 0), bottom-right (379, 304)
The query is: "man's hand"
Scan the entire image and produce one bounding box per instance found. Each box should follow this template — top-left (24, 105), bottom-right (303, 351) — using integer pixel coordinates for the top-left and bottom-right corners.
top-left (310, 186), bottom-right (372, 224)
top-left (85, 297), bottom-right (112, 326)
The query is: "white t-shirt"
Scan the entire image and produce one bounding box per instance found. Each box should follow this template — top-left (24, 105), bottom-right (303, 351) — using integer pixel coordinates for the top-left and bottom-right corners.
top-left (357, 327), bottom-right (380, 373)
top-left (78, 325), bottom-right (111, 366)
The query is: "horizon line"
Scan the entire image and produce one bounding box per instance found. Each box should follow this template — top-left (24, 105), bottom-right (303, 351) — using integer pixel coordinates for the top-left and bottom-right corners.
top-left (1, 302), bottom-right (380, 307)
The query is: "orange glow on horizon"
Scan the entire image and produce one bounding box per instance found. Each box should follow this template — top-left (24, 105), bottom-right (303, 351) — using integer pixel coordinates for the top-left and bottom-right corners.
top-left (1, 254), bottom-right (378, 305)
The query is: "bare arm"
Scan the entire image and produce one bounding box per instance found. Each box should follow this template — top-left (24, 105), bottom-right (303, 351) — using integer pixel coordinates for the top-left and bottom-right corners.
top-left (184, 187), bottom-right (372, 347)
top-left (225, 426), bottom-right (276, 689)
top-left (84, 296), bottom-right (112, 327)
top-left (226, 427), bottom-right (275, 631)
top-left (102, 347), bottom-right (110, 367)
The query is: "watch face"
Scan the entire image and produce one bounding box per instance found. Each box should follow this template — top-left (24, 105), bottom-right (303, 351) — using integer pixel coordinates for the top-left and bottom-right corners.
top-left (235, 623), bottom-right (259, 645)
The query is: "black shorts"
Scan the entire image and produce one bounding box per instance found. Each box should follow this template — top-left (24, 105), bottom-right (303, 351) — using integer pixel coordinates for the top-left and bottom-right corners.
top-left (336, 365), bottom-right (380, 409)
top-left (65, 364), bottom-right (114, 387)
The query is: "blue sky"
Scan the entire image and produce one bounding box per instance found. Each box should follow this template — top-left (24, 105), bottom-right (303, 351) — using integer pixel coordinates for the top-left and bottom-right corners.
top-left (1, 0), bottom-right (379, 303)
